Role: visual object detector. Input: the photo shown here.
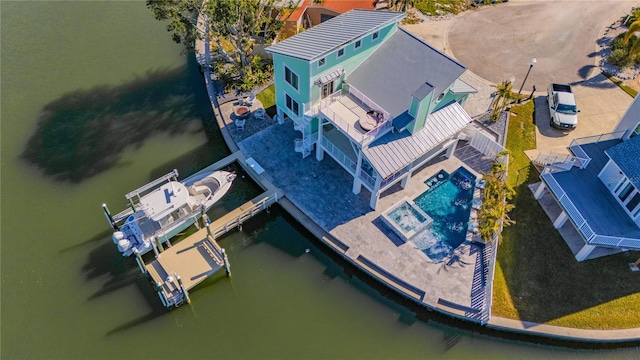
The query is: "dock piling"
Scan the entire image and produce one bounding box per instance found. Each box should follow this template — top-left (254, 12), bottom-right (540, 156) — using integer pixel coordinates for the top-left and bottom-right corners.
top-left (155, 236), bottom-right (164, 253)
top-left (132, 248), bottom-right (147, 274)
top-left (176, 274), bottom-right (191, 304)
top-left (222, 248), bottom-right (231, 277)
top-left (101, 203), bottom-right (119, 230)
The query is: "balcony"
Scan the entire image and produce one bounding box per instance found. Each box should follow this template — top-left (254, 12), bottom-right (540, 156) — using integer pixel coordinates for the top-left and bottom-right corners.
top-left (305, 86), bottom-right (392, 147)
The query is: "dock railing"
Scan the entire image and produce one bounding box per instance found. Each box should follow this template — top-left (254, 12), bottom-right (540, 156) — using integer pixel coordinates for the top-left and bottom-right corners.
top-left (210, 192), bottom-right (279, 239)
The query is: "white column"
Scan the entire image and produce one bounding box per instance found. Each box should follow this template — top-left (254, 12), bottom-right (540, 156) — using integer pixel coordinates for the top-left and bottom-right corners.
top-left (533, 181), bottom-right (546, 200)
top-left (316, 118), bottom-right (324, 161)
top-left (575, 244), bottom-right (596, 262)
top-left (276, 108), bottom-right (284, 125)
top-left (445, 139), bottom-right (459, 159)
top-left (352, 150), bottom-right (363, 195)
top-left (369, 175), bottom-right (382, 210)
top-left (400, 169), bottom-right (411, 189)
top-left (553, 210), bottom-right (569, 229)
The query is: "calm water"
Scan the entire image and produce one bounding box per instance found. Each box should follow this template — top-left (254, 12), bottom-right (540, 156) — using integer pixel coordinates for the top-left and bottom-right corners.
top-left (1, 2), bottom-right (638, 359)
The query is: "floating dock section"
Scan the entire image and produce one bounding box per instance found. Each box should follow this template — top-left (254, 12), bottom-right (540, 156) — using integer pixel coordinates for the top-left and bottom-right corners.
top-left (141, 191), bottom-right (279, 308)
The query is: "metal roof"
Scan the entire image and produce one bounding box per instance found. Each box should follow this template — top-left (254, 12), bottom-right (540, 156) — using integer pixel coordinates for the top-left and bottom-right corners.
top-left (266, 10), bottom-right (405, 61)
top-left (606, 135), bottom-right (640, 188)
top-left (363, 101), bottom-right (472, 179)
top-left (346, 28), bottom-right (466, 118)
top-left (450, 79), bottom-right (477, 94)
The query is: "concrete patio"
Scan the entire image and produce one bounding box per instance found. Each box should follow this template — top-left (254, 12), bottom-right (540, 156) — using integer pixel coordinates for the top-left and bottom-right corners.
top-left (238, 119), bottom-right (496, 322)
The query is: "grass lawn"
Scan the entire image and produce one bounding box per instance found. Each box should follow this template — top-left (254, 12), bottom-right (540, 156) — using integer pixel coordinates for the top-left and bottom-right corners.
top-left (491, 100), bottom-right (640, 329)
top-left (257, 84), bottom-right (276, 117)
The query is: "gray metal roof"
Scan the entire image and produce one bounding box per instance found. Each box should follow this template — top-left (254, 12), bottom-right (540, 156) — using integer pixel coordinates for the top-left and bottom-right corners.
top-left (363, 101), bottom-right (472, 179)
top-left (346, 28), bottom-right (466, 118)
top-left (606, 135), bottom-right (640, 188)
top-left (265, 10), bottom-right (405, 61)
top-left (450, 79), bottom-right (477, 94)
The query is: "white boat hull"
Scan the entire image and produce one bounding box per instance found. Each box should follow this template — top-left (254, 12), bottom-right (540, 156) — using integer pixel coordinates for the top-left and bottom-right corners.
top-left (110, 169), bottom-right (236, 257)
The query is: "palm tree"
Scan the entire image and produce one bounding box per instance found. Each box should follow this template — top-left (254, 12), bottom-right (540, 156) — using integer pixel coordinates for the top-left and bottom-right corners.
top-left (623, 19), bottom-right (640, 59)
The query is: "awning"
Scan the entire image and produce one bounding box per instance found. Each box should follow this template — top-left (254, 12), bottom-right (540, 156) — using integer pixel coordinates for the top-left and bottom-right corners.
top-left (315, 68), bottom-right (344, 85)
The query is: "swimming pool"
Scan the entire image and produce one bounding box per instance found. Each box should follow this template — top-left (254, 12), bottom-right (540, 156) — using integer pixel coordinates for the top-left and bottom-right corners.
top-left (411, 167), bottom-right (477, 262)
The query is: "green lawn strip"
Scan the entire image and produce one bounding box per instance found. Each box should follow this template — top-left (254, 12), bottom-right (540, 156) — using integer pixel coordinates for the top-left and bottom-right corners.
top-left (604, 73), bottom-right (638, 98)
top-left (257, 84), bottom-right (276, 117)
top-left (492, 101), bottom-right (640, 329)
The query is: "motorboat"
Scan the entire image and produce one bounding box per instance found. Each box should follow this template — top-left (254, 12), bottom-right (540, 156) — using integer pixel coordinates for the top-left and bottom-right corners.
top-left (102, 168), bottom-right (235, 257)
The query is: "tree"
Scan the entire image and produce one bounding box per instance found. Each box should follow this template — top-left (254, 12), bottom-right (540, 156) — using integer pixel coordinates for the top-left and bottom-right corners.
top-left (489, 79), bottom-right (513, 122)
top-left (148, 0), bottom-right (299, 90)
top-left (477, 151), bottom-right (515, 244)
top-left (623, 19), bottom-right (640, 60)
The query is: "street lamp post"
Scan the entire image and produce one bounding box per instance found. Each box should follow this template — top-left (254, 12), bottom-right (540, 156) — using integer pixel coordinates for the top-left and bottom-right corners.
top-left (517, 58), bottom-right (537, 100)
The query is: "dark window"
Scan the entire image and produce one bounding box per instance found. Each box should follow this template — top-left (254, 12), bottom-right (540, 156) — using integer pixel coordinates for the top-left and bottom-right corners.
top-left (337, 48), bottom-right (344, 58)
top-left (318, 58), bottom-right (325, 67)
top-left (626, 192), bottom-right (640, 212)
top-left (355, 40), bottom-right (361, 49)
top-left (619, 182), bottom-right (634, 202)
top-left (372, 31), bottom-right (379, 40)
top-left (320, 14), bottom-right (334, 23)
top-left (632, 123), bottom-right (640, 138)
top-left (284, 66), bottom-right (298, 90)
top-left (285, 93), bottom-right (299, 116)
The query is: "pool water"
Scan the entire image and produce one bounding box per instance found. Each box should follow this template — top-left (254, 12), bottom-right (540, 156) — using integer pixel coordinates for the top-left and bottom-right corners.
top-left (387, 202), bottom-right (427, 232)
top-left (412, 167), bottom-right (476, 262)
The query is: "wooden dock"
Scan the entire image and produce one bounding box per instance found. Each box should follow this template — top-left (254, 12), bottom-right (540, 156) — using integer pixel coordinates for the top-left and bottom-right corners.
top-left (145, 191), bottom-right (280, 307)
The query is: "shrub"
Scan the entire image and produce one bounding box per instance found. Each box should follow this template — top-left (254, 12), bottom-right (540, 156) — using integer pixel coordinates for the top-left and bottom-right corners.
top-left (608, 48), bottom-right (633, 67)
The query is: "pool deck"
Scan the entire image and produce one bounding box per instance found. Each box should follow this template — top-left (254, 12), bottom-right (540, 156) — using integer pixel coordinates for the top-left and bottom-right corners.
top-left (238, 119), bottom-right (495, 322)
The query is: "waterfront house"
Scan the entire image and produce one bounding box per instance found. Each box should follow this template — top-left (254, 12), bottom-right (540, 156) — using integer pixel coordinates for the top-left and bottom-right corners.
top-left (266, 9), bottom-right (478, 209)
top-left (281, 0), bottom-right (382, 39)
top-left (533, 96), bottom-right (640, 261)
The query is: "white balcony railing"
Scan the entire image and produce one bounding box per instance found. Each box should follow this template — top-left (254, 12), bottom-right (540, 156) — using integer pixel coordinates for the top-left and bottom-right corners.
top-left (346, 84), bottom-right (390, 121)
top-left (321, 137), bottom-right (357, 175)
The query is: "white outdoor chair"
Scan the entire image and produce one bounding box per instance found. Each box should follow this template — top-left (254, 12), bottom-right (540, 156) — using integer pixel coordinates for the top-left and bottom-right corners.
top-left (254, 108), bottom-right (266, 120)
top-left (235, 118), bottom-right (245, 131)
top-left (244, 92), bottom-right (256, 106)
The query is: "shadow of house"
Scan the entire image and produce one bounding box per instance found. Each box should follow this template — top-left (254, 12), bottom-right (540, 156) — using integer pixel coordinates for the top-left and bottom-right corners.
top-left (22, 56), bottom-right (214, 183)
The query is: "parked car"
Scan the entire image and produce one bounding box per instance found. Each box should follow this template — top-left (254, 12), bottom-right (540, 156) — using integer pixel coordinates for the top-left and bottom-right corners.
top-left (547, 83), bottom-right (579, 129)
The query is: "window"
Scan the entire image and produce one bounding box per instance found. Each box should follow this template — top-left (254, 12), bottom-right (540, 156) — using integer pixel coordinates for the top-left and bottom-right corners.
top-left (337, 48), bottom-right (344, 58)
top-left (354, 40), bottom-right (361, 49)
top-left (626, 192), bottom-right (640, 213)
top-left (372, 31), bottom-right (379, 40)
top-left (436, 92), bottom-right (445, 103)
top-left (632, 122), bottom-right (640, 138)
top-left (285, 93), bottom-right (299, 116)
top-left (318, 58), bottom-right (326, 67)
top-left (619, 182), bottom-right (634, 202)
top-left (284, 66), bottom-right (298, 90)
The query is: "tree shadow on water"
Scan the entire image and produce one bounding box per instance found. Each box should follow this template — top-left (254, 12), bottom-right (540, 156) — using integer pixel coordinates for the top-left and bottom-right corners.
top-left (22, 56), bottom-right (212, 183)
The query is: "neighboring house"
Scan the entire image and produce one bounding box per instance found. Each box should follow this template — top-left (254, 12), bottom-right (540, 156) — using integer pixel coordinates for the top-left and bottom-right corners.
top-left (534, 96), bottom-right (640, 261)
top-left (281, 0), bottom-right (381, 39)
top-left (266, 10), bottom-right (479, 209)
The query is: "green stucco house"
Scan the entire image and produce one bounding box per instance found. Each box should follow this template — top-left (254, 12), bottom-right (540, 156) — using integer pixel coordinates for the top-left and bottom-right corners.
top-left (265, 10), bottom-right (478, 209)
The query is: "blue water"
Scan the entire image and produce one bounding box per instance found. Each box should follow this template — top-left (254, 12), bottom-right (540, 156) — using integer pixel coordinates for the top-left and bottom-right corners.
top-left (412, 167), bottom-right (476, 262)
top-left (387, 201), bottom-right (427, 233)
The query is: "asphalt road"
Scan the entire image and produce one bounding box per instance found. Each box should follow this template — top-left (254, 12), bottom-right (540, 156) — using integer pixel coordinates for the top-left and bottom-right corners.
top-left (447, 0), bottom-right (639, 92)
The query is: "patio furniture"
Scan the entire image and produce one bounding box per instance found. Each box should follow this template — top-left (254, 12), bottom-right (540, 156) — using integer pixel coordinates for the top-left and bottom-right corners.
top-left (235, 118), bottom-right (245, 131)
top-left (234, 106), bottom-right (251, 120)
top-left (254, 108), bottom-right (266, 120)
top-left (244, 92), bottom-right (256, 106)
top-left (359, 113), bottom-right (378, 131)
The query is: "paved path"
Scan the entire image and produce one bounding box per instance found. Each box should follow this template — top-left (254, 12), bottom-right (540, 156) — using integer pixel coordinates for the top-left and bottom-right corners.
top-left (447, 0), bottom-right (639, 89)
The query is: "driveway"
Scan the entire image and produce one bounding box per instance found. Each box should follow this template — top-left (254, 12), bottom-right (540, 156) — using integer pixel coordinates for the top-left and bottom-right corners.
top-left (531, 74), bottom-right (633, 156)
top-left (403, 0), bottom-right (637, 157)
top-left (447, 0), bottom-right (639, 89)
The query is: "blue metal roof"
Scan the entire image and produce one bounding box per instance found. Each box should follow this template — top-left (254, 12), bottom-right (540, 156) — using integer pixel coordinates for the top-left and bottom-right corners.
top-left (605, 135), bottom-right (640, 188)
top-left (265, 10), bottom-right (405, 61)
